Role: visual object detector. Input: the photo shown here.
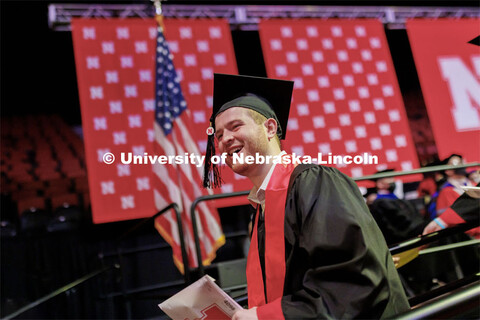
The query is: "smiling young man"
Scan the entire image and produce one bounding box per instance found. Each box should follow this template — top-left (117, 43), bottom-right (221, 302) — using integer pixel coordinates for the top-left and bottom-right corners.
top-left (203, 74), bottom-right (410, 320)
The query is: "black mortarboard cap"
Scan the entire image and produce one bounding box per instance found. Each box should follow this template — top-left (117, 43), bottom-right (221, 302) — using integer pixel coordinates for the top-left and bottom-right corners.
top-left (441, 153), bottom-right (463, 165)
top-left (468, 36), bottom-right (480, 46)
top-left (203, 73), bottom-right (294, 188)
top-left (212, 73), bottom-right (294, 139)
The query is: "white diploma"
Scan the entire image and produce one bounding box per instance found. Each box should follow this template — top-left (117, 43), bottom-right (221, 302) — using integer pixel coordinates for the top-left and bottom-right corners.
top-left (159, 275), bottom-right (243, 320)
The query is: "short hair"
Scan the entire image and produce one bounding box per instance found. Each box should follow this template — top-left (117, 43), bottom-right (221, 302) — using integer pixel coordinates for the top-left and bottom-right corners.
top-left (247, 109), bottom-right (281, 147)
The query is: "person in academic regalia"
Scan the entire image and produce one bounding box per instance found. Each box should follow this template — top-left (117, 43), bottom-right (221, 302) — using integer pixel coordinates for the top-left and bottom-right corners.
top-left (365, 169), bottom-right (398, 206)
top-left (423, 182), bottom-right (480, 238)
top-left (435, 155), bottom-right (474, 214)
top-left (203, 74), bottom-right (410, 320)
top-left (423, 154), bottom-right (478, 238)
top-left (367, 169), bottom-right (428, 245)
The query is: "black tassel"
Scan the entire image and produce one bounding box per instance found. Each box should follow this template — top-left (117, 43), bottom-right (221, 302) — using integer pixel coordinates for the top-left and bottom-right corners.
top-left (203, 130), bottom-right (222, 188)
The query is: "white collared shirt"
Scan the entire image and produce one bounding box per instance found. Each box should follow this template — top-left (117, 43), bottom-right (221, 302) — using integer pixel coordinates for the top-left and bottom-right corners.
top-left (247, 151), bottom-right (287, 212)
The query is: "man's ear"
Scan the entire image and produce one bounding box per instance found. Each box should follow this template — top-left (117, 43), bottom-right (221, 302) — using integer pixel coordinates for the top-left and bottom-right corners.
top-left (264, 118), bottom-right (278, 139)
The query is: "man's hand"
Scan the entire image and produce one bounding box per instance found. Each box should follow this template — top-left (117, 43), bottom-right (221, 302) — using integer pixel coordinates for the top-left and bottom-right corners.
top-left (232, 307), bottom-right (258, 320)
top-left (392, 255), bottom-right (400, 268)
top-left (422, 219), bottom-right (444, 235)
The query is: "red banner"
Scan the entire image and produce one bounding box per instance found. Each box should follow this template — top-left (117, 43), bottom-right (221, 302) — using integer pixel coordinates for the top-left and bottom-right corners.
top-left (71, 18), bottom-right (239, 224)
top-left (72, 19), bottom-right (157, 223)
top-left (259, 19), bottom-right (420, 183)
top-left (406, 19), bottom-right (480, 163)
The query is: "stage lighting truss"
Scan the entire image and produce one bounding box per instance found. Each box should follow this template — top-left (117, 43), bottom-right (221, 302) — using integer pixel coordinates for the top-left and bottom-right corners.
top-left (49, 4), bottom-right (480, 31)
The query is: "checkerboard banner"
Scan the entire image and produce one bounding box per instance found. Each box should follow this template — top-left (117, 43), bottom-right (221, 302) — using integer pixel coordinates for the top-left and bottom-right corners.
top-left (259, 19), bottom-right (420, 181)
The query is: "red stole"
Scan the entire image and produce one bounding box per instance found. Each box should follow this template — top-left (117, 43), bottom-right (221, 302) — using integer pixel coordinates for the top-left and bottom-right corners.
top-left (246, 160), bottom-right (296, 308)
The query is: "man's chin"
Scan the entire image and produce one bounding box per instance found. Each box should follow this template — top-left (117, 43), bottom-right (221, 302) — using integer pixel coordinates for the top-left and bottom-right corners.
top-left (229, 163), bottom-right (250, 177)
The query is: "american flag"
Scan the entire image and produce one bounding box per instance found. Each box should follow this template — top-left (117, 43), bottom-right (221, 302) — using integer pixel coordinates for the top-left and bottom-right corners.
top-left (152, 23), bottom-right (225, 273)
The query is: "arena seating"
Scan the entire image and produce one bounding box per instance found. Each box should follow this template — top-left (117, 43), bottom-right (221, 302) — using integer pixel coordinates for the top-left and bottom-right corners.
top-left (1, 114), bottom-right (89, 235)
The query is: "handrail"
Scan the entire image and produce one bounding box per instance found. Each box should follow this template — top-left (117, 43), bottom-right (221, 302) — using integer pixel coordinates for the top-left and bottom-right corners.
top-left (115, 203), bottom-right (188, 318)
top-left (190, 191), bottom-right (249, 276)
top-left (2, 203), bottom-right (189, 320)
top-left (388, 222), bottom-right (478, 255)
top-left (419, 239), bottom-right (480, 255)
top-left (116, 202), bottom-right (190, 284)
top-left (408, 272), bottom-right (480, 307)
top-left (393, 280), bottom-right (480, 319)
top-left (3, 265), bottom-right (114, 320)
top-left (100, 279), bottom-right (186, 299)
top-left (353, 162), bottom-right (479, 181)
top-left (190, 162), bottom-right (479, 276)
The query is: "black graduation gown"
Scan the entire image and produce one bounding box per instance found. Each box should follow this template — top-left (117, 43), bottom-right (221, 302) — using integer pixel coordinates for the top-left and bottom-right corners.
top-left (254, 165), bottom-right (410, 319)
top-left (448, 190), bottom-right (480, 225)
top-left (369, 197), bottom-right (428, 245)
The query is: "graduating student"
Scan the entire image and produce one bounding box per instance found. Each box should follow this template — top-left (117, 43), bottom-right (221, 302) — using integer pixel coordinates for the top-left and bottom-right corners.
top-left (203, 74), bottom-right (409, 320)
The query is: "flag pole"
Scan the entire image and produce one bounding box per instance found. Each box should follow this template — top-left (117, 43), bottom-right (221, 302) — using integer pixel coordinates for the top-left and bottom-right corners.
top-left (152, 0), bottom-right (165, 31)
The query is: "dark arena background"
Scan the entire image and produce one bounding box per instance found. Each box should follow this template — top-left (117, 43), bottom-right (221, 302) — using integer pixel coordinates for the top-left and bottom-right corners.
top-left (1, 1), bottom-right (479, 319)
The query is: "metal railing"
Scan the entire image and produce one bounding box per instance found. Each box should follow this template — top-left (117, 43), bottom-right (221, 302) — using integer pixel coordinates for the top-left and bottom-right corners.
top-left (389, 222), bottom-right (479, 256)
top-left (190, 191), bottom-right (250, 276)
top-left (116, 202), bottom-right (190, 283)
top-left (3, 203), bottom-right (185, 320)
top-left (3, 266), bottom-right (113, 320)
top-left (393, 280), bottom-right (480, 319)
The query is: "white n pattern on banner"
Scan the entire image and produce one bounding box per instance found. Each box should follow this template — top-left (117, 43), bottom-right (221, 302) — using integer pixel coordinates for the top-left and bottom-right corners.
top-left (438, 56), bottom-right (480, 131)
